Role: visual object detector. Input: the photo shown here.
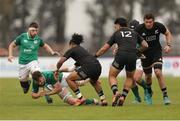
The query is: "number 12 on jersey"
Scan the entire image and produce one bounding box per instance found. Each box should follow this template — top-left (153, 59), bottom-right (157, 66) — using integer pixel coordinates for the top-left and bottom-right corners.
top-left (120, 31), bottom-right (132, 37)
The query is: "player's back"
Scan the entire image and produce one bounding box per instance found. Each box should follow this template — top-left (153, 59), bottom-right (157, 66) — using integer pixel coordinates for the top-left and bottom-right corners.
top-left (64, 46), bottom-right (99, 66)
top-left (112, 27), bottom-right (141, 54)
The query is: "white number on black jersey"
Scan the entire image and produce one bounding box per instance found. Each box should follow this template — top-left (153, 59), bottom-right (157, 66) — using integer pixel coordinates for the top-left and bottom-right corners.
top-left (120, 31), bottom-right (132, 37)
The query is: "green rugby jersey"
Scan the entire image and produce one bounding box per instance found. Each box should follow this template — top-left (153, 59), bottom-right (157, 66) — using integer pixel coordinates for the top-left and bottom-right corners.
top-left (14, 32), bottom-right (44, 64)
top-left (32, 71), bottom-right (63, 93)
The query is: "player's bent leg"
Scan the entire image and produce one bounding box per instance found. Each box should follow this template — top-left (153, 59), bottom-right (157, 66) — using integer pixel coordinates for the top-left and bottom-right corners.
top-left (58, 87), bottom-right (77, 105)
top-left (19, 65), bottom-right (31, 94)
top-left (108, 66), bottom-right (121, 106)
top-left (117, 71), bottom-right (134, 106)
top-left (19, 76), bottom-right (31, 94)
top-left (132, 70), bottom-right (142, 103)
top-left (90, 80), bottom-right (108, 106)
top-left (144, 73), bottom-right (153, 105)
top-left (154, 65), bottom-right (171, 105)
top-left (66, 71), bottom-right (84, 99)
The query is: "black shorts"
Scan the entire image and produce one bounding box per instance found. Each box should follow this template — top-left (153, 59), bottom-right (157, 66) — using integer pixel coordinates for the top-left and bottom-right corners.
top-left (75, 63), bottom-right (102, 82)
top-left (142, 52), bottom-right (163, 74)
top-left (112, 52), bottom-right (136, 72)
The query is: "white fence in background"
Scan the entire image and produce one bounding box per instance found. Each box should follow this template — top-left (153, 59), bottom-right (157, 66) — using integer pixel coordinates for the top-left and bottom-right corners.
top-left (0, 57), bottom-right (180, 78)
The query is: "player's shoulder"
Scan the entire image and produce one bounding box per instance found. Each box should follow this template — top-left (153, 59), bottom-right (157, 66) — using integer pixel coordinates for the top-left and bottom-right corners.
top-left (16, 32), bottom-right (27, 38)
top-left (154, 22), bottom-right (165, 27)
top-left (42, 71), bottom-right (53, 75)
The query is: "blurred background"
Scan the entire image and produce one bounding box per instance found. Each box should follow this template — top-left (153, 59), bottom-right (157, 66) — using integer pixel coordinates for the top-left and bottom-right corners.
top-left (0, 0), bottom-right (180, 57)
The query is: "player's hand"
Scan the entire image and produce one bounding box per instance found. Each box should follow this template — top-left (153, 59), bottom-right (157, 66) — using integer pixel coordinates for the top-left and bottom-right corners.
top-left (164, 45), bottom-right (171, 53)
top-left (112, 48), bottom-right (118, 56)
top-left (52, 51), bottom-right (60, 56)
top-left (8, 56), bottom-right (15, 62)
top-left (39, 90), bottom-right (46, 97)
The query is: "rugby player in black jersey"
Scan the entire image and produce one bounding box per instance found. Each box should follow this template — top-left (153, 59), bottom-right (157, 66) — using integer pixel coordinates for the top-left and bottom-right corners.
top-left (56, 33), bottom-right (108, 106)
top-left (95, 17), bottom-right (148, 106)
top-left (135, 13), bottom-right (173, 105)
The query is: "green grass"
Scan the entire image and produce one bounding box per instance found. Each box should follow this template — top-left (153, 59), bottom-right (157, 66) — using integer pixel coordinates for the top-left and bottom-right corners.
top-left (0, 77), bottom-right (180, 120)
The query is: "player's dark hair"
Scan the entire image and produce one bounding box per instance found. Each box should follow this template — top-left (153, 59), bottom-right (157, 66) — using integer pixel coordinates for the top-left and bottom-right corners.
top-left (32, 71), bottom-right (42, 83)
top-left (69, 33), bottom-right (84, 45)
top-left (144, 13), bottom-right (155, 21)
top-left (29, 22), bottom-right (39, 28)
top-left (129, 19), bottom-right (140, 30)
top-left (114, 17), bottom-right (127, 27)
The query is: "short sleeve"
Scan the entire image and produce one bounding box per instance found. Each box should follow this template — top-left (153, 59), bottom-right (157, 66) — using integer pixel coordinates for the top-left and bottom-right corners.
top-left (156, 22), bottom-right (167, 34)
top-left (32, 81), bottom-right (39, 93)
top-left (107, 33), bottom-right (116, 46)
top-left (14, 34), bottom-right (23, 45)
top-left (63, 48), bottom-right (74, 59)
top-left (39, 38), bottom-right (45, 47)
top-left (136, 32), bottom-right (144, 45)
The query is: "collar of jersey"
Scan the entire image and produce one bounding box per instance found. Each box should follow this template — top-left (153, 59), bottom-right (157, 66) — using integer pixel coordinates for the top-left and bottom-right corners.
top-left (26, 32), bottom-right (38, 40)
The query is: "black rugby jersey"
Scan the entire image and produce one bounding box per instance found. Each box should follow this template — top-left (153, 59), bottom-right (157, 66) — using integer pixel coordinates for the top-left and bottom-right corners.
top-left (63, 46), bottom-right (99, 66)
top-left (135, 22), bottom-right (166, 56)
top-left (107, 27), bottom-right (143, 54)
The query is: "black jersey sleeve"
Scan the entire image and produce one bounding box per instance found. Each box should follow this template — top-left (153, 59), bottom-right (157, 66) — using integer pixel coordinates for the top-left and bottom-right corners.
top-left (136, 32), bottom-right (144, 45)
top-left (156, 22), bottom-right (167, 34)
top-left (63, 48), bottom-right (74, 59)
top-left (107, 33), bottom-right (116, 46)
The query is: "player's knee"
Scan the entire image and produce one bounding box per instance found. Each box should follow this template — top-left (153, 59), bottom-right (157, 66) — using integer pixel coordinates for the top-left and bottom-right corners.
top-left (133, 75), bottom-right (141, 82)
top-left (145, 74), bottom-right (152, 81)
top-left (19, 76), bottom-right (28, 82)
top-left (154, 69), bottom-right (162, 78)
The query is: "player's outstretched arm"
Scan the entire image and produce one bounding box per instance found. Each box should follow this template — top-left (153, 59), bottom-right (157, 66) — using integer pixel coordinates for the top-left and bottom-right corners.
top-left (95, 43), bottom-right (111, 57)
top-left (45, 82), bottom-right (62, 96)
top-left (43, 43), bottom-right (60, 56)
top-left (8, 41), bottom-right (16, 62)
top-left (31, 90), bottom-right (45, 99)
top-left (57, 57), bottom-right (67, 70)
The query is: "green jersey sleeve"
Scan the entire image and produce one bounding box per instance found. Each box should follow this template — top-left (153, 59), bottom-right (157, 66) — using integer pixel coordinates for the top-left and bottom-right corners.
top-left (32, 80), bottom-right (39, 93)
top-left (39, 38), bottom-right (45, 47)
top-left (58, 72), bottom-right (63, 82)
top-left (14, 34), bottom-right (24, 45)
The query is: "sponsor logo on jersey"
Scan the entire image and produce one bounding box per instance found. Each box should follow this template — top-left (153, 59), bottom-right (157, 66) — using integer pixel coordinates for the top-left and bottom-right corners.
top-left (145, 35), bottom-right (156, 42)
top-left (142, 33), bottom-right (146, 36)
top-left (30, 45), bottom-right (35, 49)
top-left (34, 40), bottom-right (38, 44)
top-left (24, 39), bottom-right (28, 43)
top-left (24, 49), bottom-right (32, 52)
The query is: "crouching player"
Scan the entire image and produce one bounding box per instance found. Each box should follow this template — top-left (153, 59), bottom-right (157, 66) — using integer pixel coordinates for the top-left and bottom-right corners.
top-left (31, 70), bottom-right (98, 106)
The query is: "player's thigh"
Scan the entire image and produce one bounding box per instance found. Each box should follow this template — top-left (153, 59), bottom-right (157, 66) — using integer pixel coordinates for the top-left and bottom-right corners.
top-left (142, 58), bottom-right (153, 74)
top-left (125, 54), bottom-right (136, 72)
top-left (86, 63), bottom-right (102, 82)
top-left (67, 71), bottom-right (82, 81)
top-left (152, 53), bottom-right (163, 70)
top-left (18, 64), bottom-right (30, 81)
top-left (109, 65), bottom-right (121, 78)
top-left (28, 60), bottom-right (41, 73)
top-left (112, 54), bottom-right (126, 71)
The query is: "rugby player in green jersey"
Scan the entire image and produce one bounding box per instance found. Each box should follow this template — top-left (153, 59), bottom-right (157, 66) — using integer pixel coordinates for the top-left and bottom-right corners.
top-left (8, 22), bottom-right (60, 94)
top-left (31, 71), bottom-right (99, 106)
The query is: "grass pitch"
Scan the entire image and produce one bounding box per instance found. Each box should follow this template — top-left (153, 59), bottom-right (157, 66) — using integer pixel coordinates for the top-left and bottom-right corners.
top-left (0, 77), bottom-right (180, 120)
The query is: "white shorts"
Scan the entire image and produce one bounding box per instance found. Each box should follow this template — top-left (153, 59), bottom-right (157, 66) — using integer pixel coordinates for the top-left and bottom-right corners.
top-left (19, 60), bottom-right (40, 81)
top-left (136, 59), bottom-right (143, 71)
top-left (60, 72), bottom-right (70, 87)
